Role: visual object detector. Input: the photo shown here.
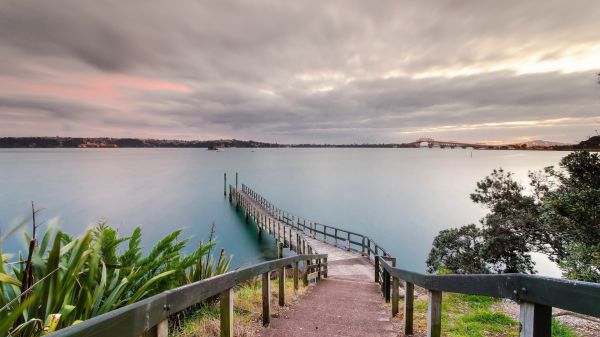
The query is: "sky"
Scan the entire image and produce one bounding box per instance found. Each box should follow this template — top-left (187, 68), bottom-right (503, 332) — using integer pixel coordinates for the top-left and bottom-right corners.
top-left (0, 0), bottom-right (599, 144)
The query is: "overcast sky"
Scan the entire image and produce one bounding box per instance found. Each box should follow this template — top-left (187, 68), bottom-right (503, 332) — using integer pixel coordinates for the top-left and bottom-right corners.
top-left (0, 0), bottom-right (599, 144)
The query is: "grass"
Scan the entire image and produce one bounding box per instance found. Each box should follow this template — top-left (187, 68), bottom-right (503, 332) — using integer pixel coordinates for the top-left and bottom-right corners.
top-left (407, 291), bottom-right (579, 337)
top-left (174, 275), bottom-right (307, 337)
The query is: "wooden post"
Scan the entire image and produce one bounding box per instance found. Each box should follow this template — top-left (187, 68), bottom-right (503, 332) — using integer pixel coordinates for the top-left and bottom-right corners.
top-left (323, 225), bottom-right (327, 241)
top-left (384, 270), bottom-right (391, 302)
top-left (361, 237), bottom-right (365, 255)
top-left (142, 319), bottom-right (168, 337)
top-left (303, 260), bottom-right (309, 286)
top-left (277, 242), bottom-right (283, 258)
top-left (224, 173), bottom-right (227, 196)
top-left (374, 256), bottom-right (379, 283)
top-left (334, 228), bottom-right (338, 244)
top-left (392, 276), bottom-right (399, 317)
top-left (404, 282), bottom-right (414, 335)
top-left (220, 288), bottom-right (233, 337)
top-left (367, 238), bottom-right (371, 257)
top-left (519, 302), bottom-right (552, 337)
top-left (347, 232), bottom-right (351, 251)
top-left (317, 258), bottom-right (322, 280)
top-left (427, 290), bottom-right (442, 337)
top-left (278, 267), bottom-right (285, 306)
top-left (235, 172), bottom-right (238, 190)
top-left (323, 257), bottom-right (328, 278)
top-left (293, 261), bottom-right (299, 291)
top-left (262, 272), bottom-right (271, 326)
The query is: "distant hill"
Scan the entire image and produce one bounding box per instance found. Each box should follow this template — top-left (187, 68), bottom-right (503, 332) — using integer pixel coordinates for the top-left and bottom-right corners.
top-left (0, 137), bottom-right (277, 148)
top-left (515, 140), bottom-right (570, 147)
top-left (577, 135), bottom-right (600, 149)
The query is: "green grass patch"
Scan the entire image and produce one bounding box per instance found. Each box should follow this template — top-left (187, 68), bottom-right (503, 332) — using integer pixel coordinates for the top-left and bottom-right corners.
top-left (410, 292), bottom-right (580, 337)
top-left (552, 318), bottom-right (578, 337)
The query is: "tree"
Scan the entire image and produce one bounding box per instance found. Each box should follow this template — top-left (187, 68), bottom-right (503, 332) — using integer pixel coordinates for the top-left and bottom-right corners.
top-left (426, 224), bottom-right (487, 274)
top-left (535, 151), bottom-right (600, 281)
top-left (427, 152), bottom-right (600, 282)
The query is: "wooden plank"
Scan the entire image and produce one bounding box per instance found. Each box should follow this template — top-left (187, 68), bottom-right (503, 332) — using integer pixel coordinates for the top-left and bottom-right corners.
top-left (384, 270), bottom-right (391, 303)
top-left (220, 288), bottom-right (233, 337)
top-left (519, 302), bottom-right (551, 337)
top-left (293, 261), bottom-right (299, 291)
top-left (427, 290), bottom-right (442, 337)
top-left (262, 272), bottom-right (271, 326)
top-left (404, 282), bottom-right (414, 335)
top-left (279, 267), bottom-right (286, 306)
top-left (374, 256), bottom-right (379, 283)
top-left (392, 276), bottom-right (399, 317)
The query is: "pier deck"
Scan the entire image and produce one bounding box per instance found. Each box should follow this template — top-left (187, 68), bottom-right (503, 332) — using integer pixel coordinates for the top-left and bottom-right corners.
top-left (234, 188), bottom-right (397, 336)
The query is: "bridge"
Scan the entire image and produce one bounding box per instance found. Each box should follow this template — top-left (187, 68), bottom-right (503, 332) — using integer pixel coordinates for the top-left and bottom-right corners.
top-left (48, 183), bottom-right (600, 337)
top-left (408, 138), bottom-right (496, 149)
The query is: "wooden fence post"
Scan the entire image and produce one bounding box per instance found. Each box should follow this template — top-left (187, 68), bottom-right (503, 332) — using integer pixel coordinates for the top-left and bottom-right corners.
top-left (303, 260), bottom-right (309, 286)
top-left (404, 282), bottom-right (414, 335)
top-left (374, 256), bottom-right (379, 283)
top-left (279, 267), bottom-right (286, 306)
top-left (392, 276), bottom-right (399, 317)
top-left (294, 261), bottom-right (299, 291)
top-left (142, 319), bottom-right (168, 337)
top-left (384, 269), bottom-right (391, 303)
top-left (346, 232), bottom-right (351, 250)
top-left (361, 237), bottom-right (365, 255)
top-left (317, 258), bottom-right (322, 280)
top-left (262, 272), bottom-right (271, 326)
top-left (323, 257), bottom-right (328, 278)
top-left (427, 290), bottom-right (442, 337)
top-left (220, 288), bottom-right (233, 337)
top-left (519, 302), bottom-right (552, 337)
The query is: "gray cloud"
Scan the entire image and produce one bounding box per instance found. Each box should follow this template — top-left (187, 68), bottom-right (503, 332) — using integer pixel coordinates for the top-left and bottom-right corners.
top-left (0, 0), bottom-right (599, 142)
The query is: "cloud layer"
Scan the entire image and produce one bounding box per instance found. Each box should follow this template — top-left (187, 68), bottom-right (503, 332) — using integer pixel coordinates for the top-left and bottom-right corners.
top-left (1, 0), bottom-right (599, 143)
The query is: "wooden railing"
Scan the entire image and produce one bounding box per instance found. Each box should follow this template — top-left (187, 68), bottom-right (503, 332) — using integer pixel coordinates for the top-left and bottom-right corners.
top-left (230, 185), bottom-right (323, 262)
top-left (238, 184), bottom-right (393, 260)
top-left (46, 254), bottom-right (327, 337)
top-left (377, 257), bottom-right (600, 337)
top-left (237, 183), bottom-right (600, 337)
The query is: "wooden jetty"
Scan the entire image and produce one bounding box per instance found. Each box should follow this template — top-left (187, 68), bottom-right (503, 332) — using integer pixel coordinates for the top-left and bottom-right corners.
top-left (47, 183), bottom-right (600, 337)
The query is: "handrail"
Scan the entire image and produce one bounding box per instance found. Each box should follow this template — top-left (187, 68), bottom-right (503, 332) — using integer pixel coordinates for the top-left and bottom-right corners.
top-left (377, 257), bottom-right (600, 336)
top-left (236, 183), bottom-right (600, 337)
top-left (47, 254), bottom-right (327, 337)
top-left (239, 184), bottom-right (393, 259)
top-left (230, 185), bottom-right (321, 258)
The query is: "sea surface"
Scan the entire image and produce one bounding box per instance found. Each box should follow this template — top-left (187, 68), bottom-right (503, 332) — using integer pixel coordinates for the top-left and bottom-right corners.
top-left (0, 148), bottom-right (566, 276)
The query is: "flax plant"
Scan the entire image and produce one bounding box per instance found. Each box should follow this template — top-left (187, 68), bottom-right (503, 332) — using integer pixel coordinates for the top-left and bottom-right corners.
top-left (0, 219), bottom-right (231, 337)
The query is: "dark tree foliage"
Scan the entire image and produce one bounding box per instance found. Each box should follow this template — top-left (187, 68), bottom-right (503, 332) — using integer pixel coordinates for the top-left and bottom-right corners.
top-left (535, 151), bottom-right (600, 281)
top-left (428, 152), bottom-right (600, 281)
top-left (426, 224), bottom-right (487, 274)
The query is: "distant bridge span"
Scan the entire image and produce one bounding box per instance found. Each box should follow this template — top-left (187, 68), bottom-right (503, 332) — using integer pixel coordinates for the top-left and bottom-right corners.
top-left (408, 138), bottom-right (495, 149)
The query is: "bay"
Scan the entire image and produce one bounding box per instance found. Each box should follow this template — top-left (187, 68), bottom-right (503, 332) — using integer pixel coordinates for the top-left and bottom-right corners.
top-left (0, 148), bottom-right (564, 275)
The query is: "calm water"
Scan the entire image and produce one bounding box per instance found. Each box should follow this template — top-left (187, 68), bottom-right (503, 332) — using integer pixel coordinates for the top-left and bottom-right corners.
top-left (0, 148), bottom-right (565, 275)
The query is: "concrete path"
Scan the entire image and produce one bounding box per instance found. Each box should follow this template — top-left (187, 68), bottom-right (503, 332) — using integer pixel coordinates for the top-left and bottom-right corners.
top-left (260, 278), bottom-right (396, 337)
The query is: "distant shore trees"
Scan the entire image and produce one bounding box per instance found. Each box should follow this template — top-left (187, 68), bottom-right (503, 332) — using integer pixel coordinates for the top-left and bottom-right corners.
top-left (427, 151), bottom-right (600, 282)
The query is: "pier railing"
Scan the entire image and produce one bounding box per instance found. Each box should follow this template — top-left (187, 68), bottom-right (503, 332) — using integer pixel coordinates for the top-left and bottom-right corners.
top-left (236, 183), bottom-right (600, 337)
top-left (377, 257), bottom-right (600, 336)
top-left (46, 254), bottom-right (327, 337)
top-left (239, 184), bottom-right (393, 260)
top-left (230, 185), bottom-right (324, 267)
